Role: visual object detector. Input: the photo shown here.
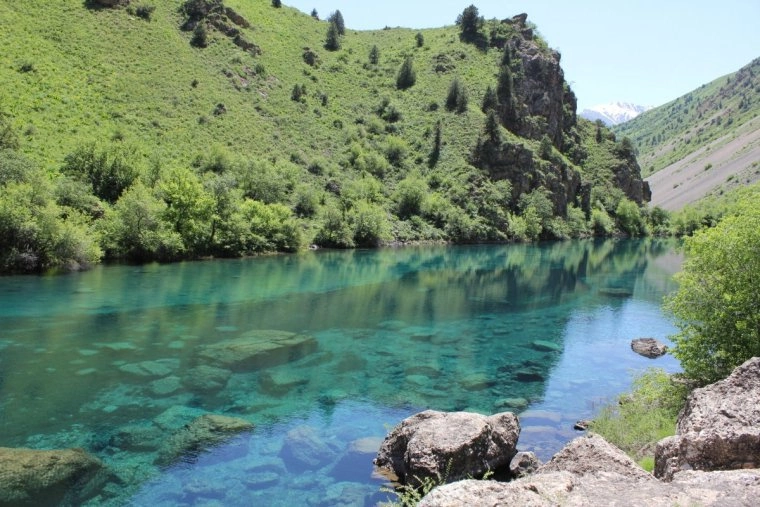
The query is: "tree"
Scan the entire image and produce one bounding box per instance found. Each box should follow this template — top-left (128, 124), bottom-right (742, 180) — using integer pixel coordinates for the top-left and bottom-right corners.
top-left (396, 56), bottom-right (416, 90)
top-left (324, 20), bottom-right (341, 51)
top-left (271, 0), bottom-right (281, 7)
top-left (445, 78), bottom-right (468, 113)
top-left (481, 85), bottom-right (498, 113)
top-left (665, 197), bottom-right (760, 384)
top-left (457, 5), bottom-right (483, 42)
top-left (368, 45), bottom-right (379, 65)
top-left (191, 22), bottom-right (208, 48)
top-left (310, 8), bottom-right (319, 19)
top-left (0, 112), bottom-right (19, 151)
top-left (328, 10), bottom-right (345, 35)
top-left (415, 31), bottom-right (424, 47)
top-left (428, 120), bottom-right (442, 167)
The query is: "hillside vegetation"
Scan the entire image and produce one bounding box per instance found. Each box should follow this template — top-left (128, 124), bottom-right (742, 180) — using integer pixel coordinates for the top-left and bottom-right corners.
top-left (0, 0), bottom-right (650, 273)
top-left (614, 58), bottom-right (760, 209)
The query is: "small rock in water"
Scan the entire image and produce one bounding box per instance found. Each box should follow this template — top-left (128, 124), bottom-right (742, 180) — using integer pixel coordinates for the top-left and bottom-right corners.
top-left (149, 376), bottom-right (182, 396)
top-left (531, 340), bottom-right (562, 352)
top-left (574, 419), bottom-right (592, 431)
top-left (459, 374), bottom-right (496, 391)
top-left (630, 337), bottom-right (668, 358)
top-left (280, 425), bottom-right (337, 471)
top-left (494, 397), bottom-right (529, 410)
top-left (183, 365), bottom-right (232, 393)
top-left (515, 370), bottom-right (546, 382)
top-left (119, 359), bottom-right (178, 378)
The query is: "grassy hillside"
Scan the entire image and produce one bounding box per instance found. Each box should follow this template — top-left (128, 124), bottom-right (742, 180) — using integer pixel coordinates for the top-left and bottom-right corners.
top-left (0, 0), bottom-right (649, 273)
top-left (613, 58), bottom-right (760, 209)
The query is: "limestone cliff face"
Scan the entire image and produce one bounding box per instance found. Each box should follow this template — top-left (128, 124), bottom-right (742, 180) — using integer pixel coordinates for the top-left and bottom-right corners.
top-left (474, 14), bottom-right (649, 215)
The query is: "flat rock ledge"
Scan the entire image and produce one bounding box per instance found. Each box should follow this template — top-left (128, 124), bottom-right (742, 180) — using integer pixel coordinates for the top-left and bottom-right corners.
top-left (630, 338), bottom-right (668, 358)
top-left (374, 410), bottom-right (520, 486)
top-left (655, 356), bottom-right (760, 480)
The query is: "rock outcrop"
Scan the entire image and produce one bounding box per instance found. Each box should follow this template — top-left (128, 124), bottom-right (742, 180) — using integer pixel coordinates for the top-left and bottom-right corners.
top-left (155, 414), bottom-right (253, 466)
top-left (373, 410), bottom-right (520, 486)
top-left (630, 338), bottom-right (668, 359)
top-left (420, 433), bottom-right (760, 506)
top-left (0, 447), bottom-right (107, 506)
top-left (655, 356), bottom-right (760, 480)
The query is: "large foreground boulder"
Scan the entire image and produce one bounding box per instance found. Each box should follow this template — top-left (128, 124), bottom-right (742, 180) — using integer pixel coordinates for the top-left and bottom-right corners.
top-left (419, 469), bottom-right (760, 506)
top-left (421, 433), bottom-right (760, 506)
top-left (155, 414), bottom-right (254, 466)
top-left (655, 357), bottom-right (760, 479)
top-left (196, 330), bottom-right (317, 372)
top-left (0, 447), bottom-right (106, 506)
top-left (374, 410), bottom-right (520, 486)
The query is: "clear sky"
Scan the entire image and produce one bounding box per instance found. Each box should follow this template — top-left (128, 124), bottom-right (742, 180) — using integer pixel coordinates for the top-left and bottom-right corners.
top-left (284, 0), bottom-right (760, 111)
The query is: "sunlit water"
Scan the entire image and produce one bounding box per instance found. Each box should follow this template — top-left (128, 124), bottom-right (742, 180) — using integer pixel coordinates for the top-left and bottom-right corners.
top-left (0, 239), bottom-right (682, 505)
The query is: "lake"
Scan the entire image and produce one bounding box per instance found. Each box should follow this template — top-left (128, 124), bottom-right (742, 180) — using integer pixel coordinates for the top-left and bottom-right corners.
top-left (0, 239), bottom-right (682, 505)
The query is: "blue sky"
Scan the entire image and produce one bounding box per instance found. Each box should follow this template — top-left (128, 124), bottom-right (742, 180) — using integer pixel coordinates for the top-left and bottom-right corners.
top-left (284, 0), bottom-right (760, 111)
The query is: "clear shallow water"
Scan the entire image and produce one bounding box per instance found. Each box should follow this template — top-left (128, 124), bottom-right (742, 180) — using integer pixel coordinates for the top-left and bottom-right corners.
top-left (0, 239), bottom-right (682, 505)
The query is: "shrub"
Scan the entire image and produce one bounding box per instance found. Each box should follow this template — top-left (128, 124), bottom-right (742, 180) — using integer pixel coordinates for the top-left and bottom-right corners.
top-left (665, 197), bottom-right (760, 384)
top-left (271, 0), bottom-right (281, 7)
top-left (591, 207), bottom-right (614, 236)
top-left (394, 173), bottom-right (427, 219)
top-left (384, 136), bottom-right (409, 166)
top-left (445, 78), bottom-right (468, 113)
top-left (191, 23), bottom-right (208, 48)
top-left (61, 144), bottom-right (141, 204)
top-left (415, 32), bottom-right (424, 47)
top-left (352, 201), bottom-right (392, 247)
top-left (615, 198), bottom-right (646, 236)
top-left (133, 4), bottom-right (156, 20)
top-left (368, 45), bottom-right (380, 65)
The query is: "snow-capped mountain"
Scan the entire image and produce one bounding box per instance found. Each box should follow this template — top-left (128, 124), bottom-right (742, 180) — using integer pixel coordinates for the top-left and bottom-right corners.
top-left (579, 102), bottom-right (651, 126)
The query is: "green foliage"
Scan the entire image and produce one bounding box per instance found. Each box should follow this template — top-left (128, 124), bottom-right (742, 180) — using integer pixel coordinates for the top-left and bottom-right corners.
top-left (0, 112), bottom-right (20, 151)
top-left (457, 5), bottom-right (484, 43)
top-left (158, 166), bottom-right (214, 252)
top-left (369, 45), bottom-right (380, 65)
top-left (352, 201), bottom-right (392, 247)
top-left (445, 78), bottom-right (468, 114)
top-left (191, 23), bottom-right (209, 48)
top-left (384, 136), bottom-right (409, 166)
top-left (324, 20), bottom-right (341, 51)
top-left (396, 57), bottom-right (416, 90)
top-left (481, 85), bottom-right (498, 113)
top-left (328, 10), bottom-right (345, 36)
top-left (61, 144), bottom-right (141, 204)
top-left (665, 197), bottom-right (760, 384)
top-left (615, 198), bottom-right (646, 236)
top-left (271, 0), bottom-right (281, 7)
top-left (591, 207), bottom-right (615, 236)
top-left (591, 369), bottom-right (689, 468)
top-left (394, 173), bottom-right (427, 219)
top-left (415, 32), bottom-right (424, 48)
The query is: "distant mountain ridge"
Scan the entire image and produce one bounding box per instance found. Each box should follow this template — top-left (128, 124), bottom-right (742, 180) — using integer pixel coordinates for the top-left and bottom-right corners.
top-left (580, 102), bottom-right (650, 126)
top-left (614, 57), bottom-right (760, 210)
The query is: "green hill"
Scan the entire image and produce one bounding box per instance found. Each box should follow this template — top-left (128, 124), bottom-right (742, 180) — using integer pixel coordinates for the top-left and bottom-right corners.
top-left (0, 0), bottom-right (649, 273)
top-left (613, 58), bottom-right (760, 209)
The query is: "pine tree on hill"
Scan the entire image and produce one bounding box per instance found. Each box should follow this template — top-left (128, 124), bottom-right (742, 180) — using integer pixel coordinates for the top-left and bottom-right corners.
top-left (324, 21), bottom-right (341, 51)
top-left (396, 57), bottom-right (416, 90)
top-left (328, 10), bottom-right (345, 36)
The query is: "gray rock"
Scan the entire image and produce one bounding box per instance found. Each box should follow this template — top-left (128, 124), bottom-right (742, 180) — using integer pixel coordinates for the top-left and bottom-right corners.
top-left (258, 370), bottom-right (309, 395)
top-left (374, 410), bottom-right (520, 486)
top-left (183, 365), bottom-right (232, 393)
top-left (280, 425), bottom-right (337, 472)
top-left (509, 451), bottom-right (541, 478)
top-left (0, 447), bottom-right (107, 506)
top-left (118, 359), bottom-right (178, 378)
top-left (631, 338), bottom-right (668, 358)
top-left (655, 356), bottom-right (760, 480)
top-left (419, 469), bottom-right (760, 506)
top-left (196, 330), bottom-right (317, 371)
top-left (149, 376), bottom-right (182, 396)
top-left (155, 414), bottom-right (253, 466)
top-left (532, 340), bottom-right (562, 352)
top-left (537, 434), bottom-right (652, 481)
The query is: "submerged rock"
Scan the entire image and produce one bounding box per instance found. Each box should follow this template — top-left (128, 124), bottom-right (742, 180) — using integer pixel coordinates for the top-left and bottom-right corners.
top-left (631, 338), bottom-right (668, 358)
top-left (374, 410), bottom-right (520, 486)
top-left (0, 447), bottom-right (107, 506)
top-left (196, 330), bottom-right (317, 371)
top-left (183, 364), bottom-right (232, 393)
top-left (655, 356), bottom-right (760, 480)
top-left (118, 359), bottom-right (178, 378)
top-left (155, 414), bottom-right (253, 466)
top-left (280, 425), bottom-right (338, 472)
top-left (531, 340), bottom-right (562, 352)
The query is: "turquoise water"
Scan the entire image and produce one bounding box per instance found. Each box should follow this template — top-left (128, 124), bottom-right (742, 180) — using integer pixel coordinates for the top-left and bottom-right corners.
top-left (0, 239), bottom-right (682, 505)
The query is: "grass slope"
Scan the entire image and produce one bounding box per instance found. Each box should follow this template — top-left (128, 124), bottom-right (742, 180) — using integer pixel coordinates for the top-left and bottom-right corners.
top-left (1, 0), bottom-right (495, 170)
top-left (613, 58), bottom-right (760, 209)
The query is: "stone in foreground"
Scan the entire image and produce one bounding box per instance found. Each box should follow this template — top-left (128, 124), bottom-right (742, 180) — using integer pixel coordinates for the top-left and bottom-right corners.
top-left (0, 447), bottom-right (106, 506)
top-left (630, 338), bottom-right (668, 358)
top-left (374, 410), bottom-right (520, 486)
top-left (655, 356), bottom-right (760, 480)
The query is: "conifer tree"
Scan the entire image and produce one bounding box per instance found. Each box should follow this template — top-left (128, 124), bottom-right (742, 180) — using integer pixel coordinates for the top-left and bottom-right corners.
top-left (324, 21), bottom-right (341, 51)
top-left (328, 10), bottom-right (345, 36)
top-left (396, 57), bottom-right (416, 90)
top-left (457, 5), bottom-right (483, 42)
top-left (272, 0), bottom-right (281, 7)
top-left (481, 85), bottom-right (498, 113)
top-left (415, 32), bottom-right (424, 47)
top-left (369, 45), bottom-right (379, 65)
top-left (311, 8), bottom-right (319, 20)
